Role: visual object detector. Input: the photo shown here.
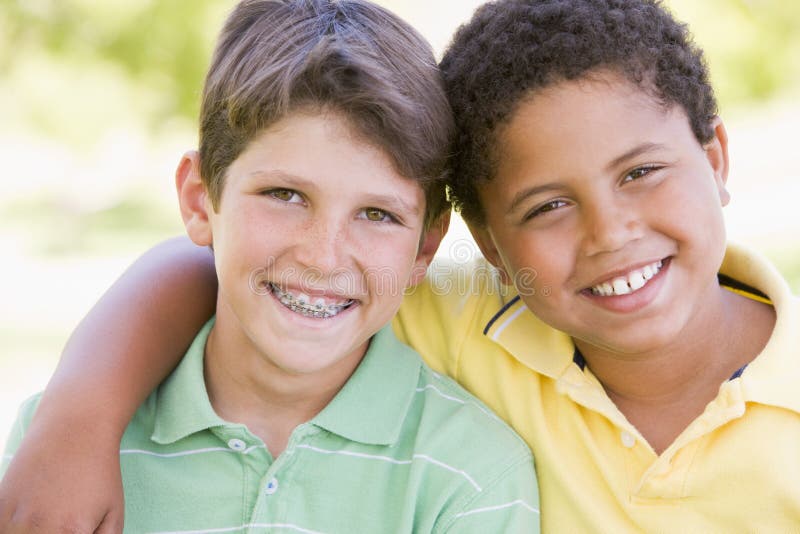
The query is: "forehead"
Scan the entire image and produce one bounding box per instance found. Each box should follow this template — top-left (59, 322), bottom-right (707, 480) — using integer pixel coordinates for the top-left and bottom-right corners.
top-left (494, 74), bottom-right (691, 176)
top-left (227, 111), bottom-right (426, 206)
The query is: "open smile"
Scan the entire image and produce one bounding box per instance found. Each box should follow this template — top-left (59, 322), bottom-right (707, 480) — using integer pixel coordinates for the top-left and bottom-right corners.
top-left (588, 259), bottom-right (665, 297)
top-left (269, 283), bottom-right (356, 319)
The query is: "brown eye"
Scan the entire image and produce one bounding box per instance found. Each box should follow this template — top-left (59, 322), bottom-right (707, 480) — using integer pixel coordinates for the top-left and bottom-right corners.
top-left (364, 208), bottom-right (388, 222)
top-left (268, 189), bottom-right (298, 202)
top-left (525, 199), bottom-right (569, 220)
top-left (623, 165), bottom-right (661, 183)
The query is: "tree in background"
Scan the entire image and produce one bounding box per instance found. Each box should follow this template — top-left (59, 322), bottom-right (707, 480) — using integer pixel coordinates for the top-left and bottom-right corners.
top-left (1, 0), bottom-right (798, 140)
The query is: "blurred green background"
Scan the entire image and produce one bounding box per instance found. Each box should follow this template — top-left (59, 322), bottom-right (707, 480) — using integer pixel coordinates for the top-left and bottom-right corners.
top-left (1, 0), bottom-right (799, 446)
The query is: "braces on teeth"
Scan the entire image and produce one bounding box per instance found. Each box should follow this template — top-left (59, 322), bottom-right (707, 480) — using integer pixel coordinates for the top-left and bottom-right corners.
top-left (591, 260), bottom-right (663, 297)
top-left (270, 284), bottom-right (353, 318)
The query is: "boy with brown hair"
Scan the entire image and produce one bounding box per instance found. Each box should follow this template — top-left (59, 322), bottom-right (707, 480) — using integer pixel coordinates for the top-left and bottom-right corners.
top-left (6, 0), bottom-right (800, 531)
top-left (0, 1), bottom-right (540, 532)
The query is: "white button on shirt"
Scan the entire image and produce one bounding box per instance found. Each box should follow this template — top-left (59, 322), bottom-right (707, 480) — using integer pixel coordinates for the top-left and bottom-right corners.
top-left (620, 431), bottom-right (636, 448)
top-left (228, 438), bottom-right (247, 451)
top-left (265, 477), bottom-right (279, 495)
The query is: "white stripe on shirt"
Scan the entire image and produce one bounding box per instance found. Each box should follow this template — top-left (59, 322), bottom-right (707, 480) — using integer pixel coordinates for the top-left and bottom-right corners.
top-left (296, 444), bottom-right (482, 491)
top-left (417, 383), bottom-right (502, 422)
top-left (490, 304), bottom-right (528, 340)
top-left (149, 523), bottom-right (326, 534)
top-left (454, 499), bottom-right (540, 518)
top-left (120, 445), bottom-right (264, 458)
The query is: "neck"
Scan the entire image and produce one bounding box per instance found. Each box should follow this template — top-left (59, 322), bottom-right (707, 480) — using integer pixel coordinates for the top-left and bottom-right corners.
top-left (576, 283), bottom-right (775, 453)
top-left (203, 315), bottom-right (361, 456)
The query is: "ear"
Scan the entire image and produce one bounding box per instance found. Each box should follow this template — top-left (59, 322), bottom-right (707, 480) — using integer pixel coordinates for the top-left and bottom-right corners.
top-left (406, 210), bottom-right (451, 287)
top-left (467, 222), bottom-right (513, 285)
top-left (704, 116), bottom-right (731, 207)
top-left (176, 150), bottom-right (214, 246)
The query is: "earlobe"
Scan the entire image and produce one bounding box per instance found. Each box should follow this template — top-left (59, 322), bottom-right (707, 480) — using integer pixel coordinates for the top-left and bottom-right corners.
top-left (176, 150), bottom-right (214, 246)
top-left (705, 116), bottom-right (731, 207)
top-left (467, 223), bottom-right (513, 285)
top-left (407, 210), bottom-right (451, 287)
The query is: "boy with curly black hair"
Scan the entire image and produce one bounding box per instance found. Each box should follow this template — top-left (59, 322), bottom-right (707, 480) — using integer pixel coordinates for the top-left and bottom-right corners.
top-left (3, 0), bottom-right (799, 531)
top-left (423, 0), bottom-right (795, 530)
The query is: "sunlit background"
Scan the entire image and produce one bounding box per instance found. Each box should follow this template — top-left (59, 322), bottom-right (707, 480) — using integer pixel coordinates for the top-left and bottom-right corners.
top-left (2, 0), bottom-right (799, 446)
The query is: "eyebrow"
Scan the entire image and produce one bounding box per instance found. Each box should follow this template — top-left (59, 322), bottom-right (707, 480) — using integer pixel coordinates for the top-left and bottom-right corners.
top-left (509, 183), bottom-right (564, 213)
top-left (248, 170), bottom-right (420, 215)
top-left (605, 142), bottom-right (667, 171)
top-left (509, 142), bottom-right (669, 213)
top-left (361, 193), bottom-right (421, 216)
top-left (248, 170), bottom-right (315, 188)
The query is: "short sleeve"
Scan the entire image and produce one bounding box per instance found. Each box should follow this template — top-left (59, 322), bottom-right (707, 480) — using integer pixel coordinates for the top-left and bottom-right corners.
top-left (1, 394), bottom-right (42, 481)
top-left (439, 450), bottom-right (541, 534)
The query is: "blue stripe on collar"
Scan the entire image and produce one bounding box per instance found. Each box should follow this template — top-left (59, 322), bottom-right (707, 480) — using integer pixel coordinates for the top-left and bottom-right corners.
top-left (573, 347), bottom-right (586, 371)
top-left (483, 295), bottom-right (522, 335)
top-left (573, 347), bottom-right (748, 381)
top-left (729, 364), bottom-right (748, 380)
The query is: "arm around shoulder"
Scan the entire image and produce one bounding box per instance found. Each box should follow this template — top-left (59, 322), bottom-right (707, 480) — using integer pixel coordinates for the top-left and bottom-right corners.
top-left (0, 236), bottom-right (217, 534)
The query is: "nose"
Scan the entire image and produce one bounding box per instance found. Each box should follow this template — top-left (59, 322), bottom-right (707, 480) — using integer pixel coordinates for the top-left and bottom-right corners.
top-left (293, 216), bottom-right (348, 276)
top-left (580, 197), bottom-right (644, 256)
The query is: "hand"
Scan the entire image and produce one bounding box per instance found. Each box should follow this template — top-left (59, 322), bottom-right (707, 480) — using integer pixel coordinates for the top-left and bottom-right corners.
top-left (0, 421), bottom-right (124, 534)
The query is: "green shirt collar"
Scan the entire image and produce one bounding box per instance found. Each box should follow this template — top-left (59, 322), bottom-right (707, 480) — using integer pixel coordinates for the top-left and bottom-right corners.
top-left (151, 319), bottom-right (225, 444)
top-left (312, 324), bottom-right (420, 445)
top-left (152, 319), bottom-right (421, 446)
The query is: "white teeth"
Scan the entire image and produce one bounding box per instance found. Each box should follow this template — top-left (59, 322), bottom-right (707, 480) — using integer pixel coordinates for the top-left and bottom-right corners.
top-left (590, 260), bottom-right (664, 297)
top-left (269, 284), bottom-right (354, 318)
top-left (628, 271), bottom-right (646, 291)
top-left (611, 278), bottom-right (631, 295)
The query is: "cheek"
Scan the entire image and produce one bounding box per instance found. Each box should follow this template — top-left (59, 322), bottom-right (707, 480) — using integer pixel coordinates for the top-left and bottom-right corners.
top-left (351, 230), bottom-right (419, 282)
top-left (654, 175), bottom-right (726, 240)
top-left (500, 228), bottom-right (575, 287)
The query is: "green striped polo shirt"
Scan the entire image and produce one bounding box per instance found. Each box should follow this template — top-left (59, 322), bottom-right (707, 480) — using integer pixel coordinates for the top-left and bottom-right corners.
top-left (3, 319), bottom-right (540, 533)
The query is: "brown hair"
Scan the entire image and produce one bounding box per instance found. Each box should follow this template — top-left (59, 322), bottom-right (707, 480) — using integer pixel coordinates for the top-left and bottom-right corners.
top-left (200, 0), bottom-right (453, 227)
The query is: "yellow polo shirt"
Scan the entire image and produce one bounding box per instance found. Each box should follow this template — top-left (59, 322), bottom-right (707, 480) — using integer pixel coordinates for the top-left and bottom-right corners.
top-left (393, 243), bottom-right (800, 532)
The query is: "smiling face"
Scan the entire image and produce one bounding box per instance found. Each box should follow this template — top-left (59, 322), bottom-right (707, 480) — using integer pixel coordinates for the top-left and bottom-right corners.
top-left (179, 111), bottom-right (434, 380)
top-left (472, 72), bottom-right (731, 358)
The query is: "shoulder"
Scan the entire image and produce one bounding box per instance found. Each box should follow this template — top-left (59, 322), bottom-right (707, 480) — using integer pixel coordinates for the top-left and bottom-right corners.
top-left (408, 352), bottom-right (533, 467)
top-left (395, 257), bottom-right (515, 375)
top-left (404, 257), bottom-right (511, 319)
top-left (402, 358), bottom-right (540, 532)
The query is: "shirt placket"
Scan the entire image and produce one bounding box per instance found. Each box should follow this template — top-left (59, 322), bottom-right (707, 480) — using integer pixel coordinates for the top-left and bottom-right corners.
top-left (249, 422), bottom-right (322, 530)
top-left (210, 425), bottom-right (273, 526)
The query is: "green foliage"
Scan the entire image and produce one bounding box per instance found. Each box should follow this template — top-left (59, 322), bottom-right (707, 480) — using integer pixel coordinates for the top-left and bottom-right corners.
top-left (667, 0), bottom-right (800, 107)
top-left (2, 189), bottom-right (183, 256)
top-left (1, 0), bottom-right (230, 133)
top-left (1, 0), bottom-right (798, 134)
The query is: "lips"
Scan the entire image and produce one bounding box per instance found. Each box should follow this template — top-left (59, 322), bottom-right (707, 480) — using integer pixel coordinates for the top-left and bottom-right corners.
top-left (269, 283), bottom-right (355, 318)
top-left (589, 260), bottom-right (664, 297)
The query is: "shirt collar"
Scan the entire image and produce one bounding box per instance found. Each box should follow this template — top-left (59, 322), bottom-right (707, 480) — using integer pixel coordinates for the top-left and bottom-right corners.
top-left (152, 319), bottom-right (226, 444)
top-left (483, 242), bottom-right (800, 414)
top-left (311, 324), bottom-right (421, 446)
top-left (721, 243), bottom-right (800, 414)
top-left (482, 292), bottom-right (575, 380)
top-left (152, 320), bottom-right (421, 446)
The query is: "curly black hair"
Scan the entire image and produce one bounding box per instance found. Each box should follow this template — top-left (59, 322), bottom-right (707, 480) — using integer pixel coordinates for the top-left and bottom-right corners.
top-left (440, 0), bottom-right (717, 224)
